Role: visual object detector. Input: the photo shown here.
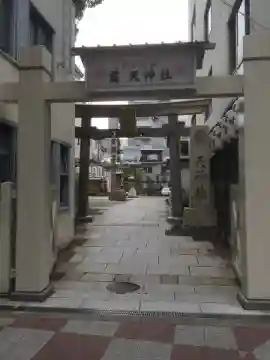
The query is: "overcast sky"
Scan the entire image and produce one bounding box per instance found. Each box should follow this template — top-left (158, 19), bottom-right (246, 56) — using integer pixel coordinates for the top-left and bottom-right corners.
top-left (76, 0), bottom-right (189, 128)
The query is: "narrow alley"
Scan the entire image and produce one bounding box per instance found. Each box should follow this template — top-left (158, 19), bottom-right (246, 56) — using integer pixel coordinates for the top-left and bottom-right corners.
top-left (50, 197), bottom-right (237, 313)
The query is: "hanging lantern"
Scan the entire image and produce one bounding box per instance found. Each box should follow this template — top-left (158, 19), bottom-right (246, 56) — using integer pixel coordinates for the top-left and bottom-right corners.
top-left (213, 124), bottom-right (223, 150)
top-left (223, 110), bottom-right (238, 141)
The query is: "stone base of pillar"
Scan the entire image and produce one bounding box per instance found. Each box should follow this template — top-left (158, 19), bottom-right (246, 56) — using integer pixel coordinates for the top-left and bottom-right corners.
top-left (183, 206), bottom-right (216, 227)
top-left (76, 215), bottom-right (93, 224)
top-left (165, 223), bottom-right (217, 240)
top-left (109, 189), bottom-right (126, 201)
top-left (166, 216), bottom-right (183, 225)
top-left (10, 283), bottom-right (53, 303)
top-left (237, 291), bottom-right (270, 311)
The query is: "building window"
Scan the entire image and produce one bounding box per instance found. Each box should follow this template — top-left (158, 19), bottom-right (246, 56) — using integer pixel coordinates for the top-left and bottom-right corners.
top-left (191, 6), bottom-right (196, 42)
top-left (228, 0), bottom-right (250, 73)
top-left (204, 0), bottom-right (212, 41)
top-left (0, 123), bottom-right (16, 183)
top-left (30, 4), bottom-right (54, 53)
top-left (191, 115), bottom-right (196, 126)
top-left (0, 0), bottom-right (14, 55)
top-left (60, 144), bottom-right (69, 207)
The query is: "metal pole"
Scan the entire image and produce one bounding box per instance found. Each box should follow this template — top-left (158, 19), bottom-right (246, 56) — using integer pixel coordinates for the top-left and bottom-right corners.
top-left (168, 114), bottom-right (183, 219)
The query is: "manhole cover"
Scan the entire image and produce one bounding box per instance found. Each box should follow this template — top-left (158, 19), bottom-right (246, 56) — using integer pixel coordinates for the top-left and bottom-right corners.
top-left (107, 282), bottom-right (140, 294)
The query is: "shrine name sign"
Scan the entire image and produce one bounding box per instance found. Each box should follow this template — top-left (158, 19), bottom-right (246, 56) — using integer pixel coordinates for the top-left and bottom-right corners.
top-left (75, 42), bottom-right (208, 93)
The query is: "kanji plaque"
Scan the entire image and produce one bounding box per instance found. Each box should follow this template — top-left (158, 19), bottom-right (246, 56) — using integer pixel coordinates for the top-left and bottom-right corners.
top-left (76, 42), bottom-right (211, 93)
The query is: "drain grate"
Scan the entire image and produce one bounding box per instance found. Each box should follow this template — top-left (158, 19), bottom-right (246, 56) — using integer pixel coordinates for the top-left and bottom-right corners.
top-left (107, 282), bottom-right (140, 294)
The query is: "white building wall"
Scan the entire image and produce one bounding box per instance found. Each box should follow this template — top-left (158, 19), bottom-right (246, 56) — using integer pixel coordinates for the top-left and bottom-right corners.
top-left (0, 0), bottom-right (76, 250)
top-left (189, 0), bottom-right (270, 128)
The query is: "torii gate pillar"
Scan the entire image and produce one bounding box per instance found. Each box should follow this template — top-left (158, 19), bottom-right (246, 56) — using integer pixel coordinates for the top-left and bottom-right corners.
top-left (12, 47), bottom-right (53, 301)
top-left (237, 32), bottom-right (270, 310)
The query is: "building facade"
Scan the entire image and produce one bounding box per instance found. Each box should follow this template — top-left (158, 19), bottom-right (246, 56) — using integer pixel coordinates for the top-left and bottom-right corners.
top-left (188, 0), bottom-right (270, 305)
top-left (189, 0), bottom-right (270, 128)
top-left (122, 116), bottom-right (169, 163)
top-left (0, 0), bottom-right (76, 251)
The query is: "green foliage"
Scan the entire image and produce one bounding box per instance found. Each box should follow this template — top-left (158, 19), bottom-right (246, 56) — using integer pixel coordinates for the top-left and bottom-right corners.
top-left (73, 0), bottom-right (104, 20)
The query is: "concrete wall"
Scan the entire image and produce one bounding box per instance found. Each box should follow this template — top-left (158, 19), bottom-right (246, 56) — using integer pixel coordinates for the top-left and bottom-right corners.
top-left (0, 0), bottom-right (76, 251)
top-left (189, 0), bottom-right (270, 128)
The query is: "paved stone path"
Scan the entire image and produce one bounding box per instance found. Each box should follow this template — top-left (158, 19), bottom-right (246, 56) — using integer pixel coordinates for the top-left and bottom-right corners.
top-left (46, 196), bottom-right (243, 314)
top-left (0, 312), bottom-right (270, 359)
top-left (1, 197), bottom-right (269, 317)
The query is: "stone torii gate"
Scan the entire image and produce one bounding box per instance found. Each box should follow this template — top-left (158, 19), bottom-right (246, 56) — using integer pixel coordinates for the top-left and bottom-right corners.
top-left (75, 99), bottom-right (210, 220)
top-left (1, 34), bottom-right (270, 310)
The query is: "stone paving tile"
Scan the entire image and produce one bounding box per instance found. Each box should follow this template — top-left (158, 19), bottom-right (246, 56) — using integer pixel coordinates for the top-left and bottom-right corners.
top-left (199, 302), bottom-right (265, 316)
top-left (82, 252), bottom-right (124, 264)
top-left (81, 273), bottom-right (114, 282)
top-left (61, 270), bottom-right (85, 281)
top-left (181, 275), bottom-right (236, 286)
top-left (32, 333), bottom-right (111, 360)
top-left (76, 262), bottom-right (107, 273)
top-left (159, 254), bottom-right (198, 266)
top-left (194, 285), bottom-right (238, 295)
top-left (51, 289), bottom-right (89, 298)
top-left (204, 326), bottom-right (238, 350)
top-left (145, 283), bottom-right (195, 294)
top-left (171, 345), bottom-right (244, 360)
top-left (174, 325), bottom-right (205, 346)
top-left (120, 253), bottom-right (159, 265)
top-left (140, 300), bottom-right (201, 313)
top-left (105, 263), bottom-right (148, 276)
top-left (141, 291), bottom-right (175, 302)
top-left (160, 275), bottom-right (179, 285)
top-left (234, 326), bottom-right (270, 351)
top-left (0, 327), bottom-right (54, 360)
top-left (130, 275), bottom-right (161, 287)
top-left (174, 325), bottom-right (237, 350)
top-left (101, 339), bottom-right (172, 360)
top-left (12, 316), bottom-right (67, 331)
top-left (115, 320), bottom-right (175, 343)
top-left (0, 317), bottom-right (15, 327)
top-left (147, 264), bottom-right (190, 276)
top-left (254, 339), bottom-right (270, 360)
top-left (176, 241), bottom-right (214, 251)
top-left (62, 320), bottom-right (119, 337)
top-left (80, 298), bottom-right (140, 311)
top-left (75, 246), bottom-right (104, 255)
top-left (53, 280), bottom-right (98, 290)
top-left (35, 297), bottom-right (84, 309)
top-left (196, 255), bottom-right (227, 267)
top-left (190, 266), bottom-right (235, 279)
top-left (69, 254), bottom-right (85, 263)
top-left (175, 291), bottom-right (238, 305)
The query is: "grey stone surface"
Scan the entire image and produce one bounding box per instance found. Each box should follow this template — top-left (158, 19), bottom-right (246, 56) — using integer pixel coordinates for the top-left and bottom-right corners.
top-left (0, 327), bottom-right (54, 360)
top-left (174, 325), bottom-right (205, 346)
top-left (204, 326), bottom-right (238, 350)
top-left (174, 325), bottom-right (237, 350)
top-left (254, 340), bottom-right (270, 360)
top-left (101, 339), bottom-right (172, 360)
top-left (190, 266), bottom-right (235, 278)
top-left (62, 320), bottom-right (119, 336)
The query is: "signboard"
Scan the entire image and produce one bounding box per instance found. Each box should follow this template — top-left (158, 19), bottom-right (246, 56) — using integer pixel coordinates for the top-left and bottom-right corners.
top-left (190, 127), bottom-right (211, 208)
top-left (89, 165), bottom-right (104, 179)
top-left (84, 44), bottom-right (196, 92)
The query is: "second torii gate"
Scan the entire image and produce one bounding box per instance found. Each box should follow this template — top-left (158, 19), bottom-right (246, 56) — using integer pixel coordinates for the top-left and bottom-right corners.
top-left (75, 99), bottom-right (210, 220)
